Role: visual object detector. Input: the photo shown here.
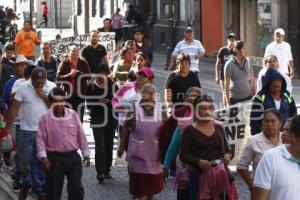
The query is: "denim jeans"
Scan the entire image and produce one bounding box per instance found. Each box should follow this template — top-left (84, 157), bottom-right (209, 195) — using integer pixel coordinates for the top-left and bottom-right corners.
top-left (18, 130), bottom-right (45, 196)
top-left (13, 125), bottom-right (21, 181)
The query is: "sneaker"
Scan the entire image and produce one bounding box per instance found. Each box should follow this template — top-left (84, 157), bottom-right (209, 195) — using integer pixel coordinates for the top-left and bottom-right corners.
top-left (12, 180), bottom-right (20, 191)
top-left (18, 187), bottom-right (29, 200)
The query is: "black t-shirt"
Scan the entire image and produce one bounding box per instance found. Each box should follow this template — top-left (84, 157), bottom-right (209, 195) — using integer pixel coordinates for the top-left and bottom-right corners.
top-left (165, 71), bottom-right (201, 104)
top-left (81, 44), bottom-right (107, 73)
top-left (217, 47), bottom-right (232, 80)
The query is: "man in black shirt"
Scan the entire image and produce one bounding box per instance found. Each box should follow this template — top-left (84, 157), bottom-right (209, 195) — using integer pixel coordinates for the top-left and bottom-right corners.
top-left (215, 33), bottom-right (236, 106)
top-left (82, 30), bottom-right (108, 73)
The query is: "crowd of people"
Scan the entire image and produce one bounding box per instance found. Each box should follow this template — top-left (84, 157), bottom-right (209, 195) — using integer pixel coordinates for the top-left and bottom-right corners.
top-left (0, 6), bottom-right (298, 200)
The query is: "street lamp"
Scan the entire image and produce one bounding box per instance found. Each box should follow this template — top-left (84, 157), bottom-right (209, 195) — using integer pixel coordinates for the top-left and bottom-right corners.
top-left (165, 0), bottom-right (173, 69)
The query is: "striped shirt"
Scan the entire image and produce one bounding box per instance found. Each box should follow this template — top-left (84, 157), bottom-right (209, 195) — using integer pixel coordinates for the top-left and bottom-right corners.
top-left (172, 39), bottom-right (205, 72)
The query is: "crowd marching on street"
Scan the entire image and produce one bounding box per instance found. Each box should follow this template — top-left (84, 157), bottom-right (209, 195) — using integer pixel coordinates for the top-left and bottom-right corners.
top-left (0, 4), bottom-right (299, 200)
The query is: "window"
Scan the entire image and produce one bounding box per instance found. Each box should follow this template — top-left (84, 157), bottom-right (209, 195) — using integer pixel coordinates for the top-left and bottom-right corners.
top-left (92, 0), bottom-right (97, 17)
top-left (159, 0), bottom-right (178, 20)
top-left (77, 0), bottom-right (82, 15)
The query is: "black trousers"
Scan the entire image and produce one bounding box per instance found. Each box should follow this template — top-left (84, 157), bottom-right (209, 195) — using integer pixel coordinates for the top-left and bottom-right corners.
top-left (92, 126), bottom-right (115, 175)
top-left (66, 95), bottom-right (85, 122)
top-left (45, 152), bottom-right (84, 200)
top-left (177, 188), bottom-right (190, 200)
top-left (40, 15), bottom-right (48, 27)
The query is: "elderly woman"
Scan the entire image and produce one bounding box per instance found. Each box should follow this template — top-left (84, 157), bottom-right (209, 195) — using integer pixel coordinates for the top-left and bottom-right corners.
top-left (250, 68), bottom-right (297, 135)
top-left (118, 83), bottom-right (167, 200)
top-left (180, 95), bottom-right (234, 200)
top-left (165, 53), bottom-right (201, 111)
top-left (237, 109), bottom-right (283, 200)
top-left (56, 46), bottom-right (91, 122)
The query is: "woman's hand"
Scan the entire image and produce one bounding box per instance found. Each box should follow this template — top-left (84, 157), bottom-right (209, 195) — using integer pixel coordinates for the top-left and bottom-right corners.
top-left (223, 153), bottom-right (232, 166)
top-left (117, 145), bottom-right (124, 158)
top-left (198, 159), bottom-right (211, 171)
top-left (162, 168), bottom-right (169, 183)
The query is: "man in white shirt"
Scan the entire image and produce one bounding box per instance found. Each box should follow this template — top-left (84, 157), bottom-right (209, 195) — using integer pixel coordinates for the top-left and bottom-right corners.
top-left (254, 115), bottom-right (300, 200)
top-left (264, 28), bottom-right (295, 78)
top-left (168, 27), bottom-right (205, 73)
top-left (6, 67), bottom-right (56, 200)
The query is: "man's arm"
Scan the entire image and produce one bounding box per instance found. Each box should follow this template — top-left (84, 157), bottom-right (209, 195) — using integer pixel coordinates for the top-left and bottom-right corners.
top-left (103, 55), bottom-right (109, 65)
top-left (254, 188), bottom-right (270, 200)
top-left (168, 56), bottom-right (177, 70)
top-left (288, 60), bottom-right (295, 79)
top-left (215, 57), bottom-right (221, 83)
top-left (224, 76), bottom-right (231, 107)
top-left (5, 99), bottom-right (21, 130)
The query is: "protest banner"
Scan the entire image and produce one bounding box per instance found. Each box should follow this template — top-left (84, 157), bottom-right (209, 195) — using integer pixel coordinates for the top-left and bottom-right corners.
top-left (214, 101), bottom-right (253, 165)
top-left (99, 32), bottom-right (116, 65)
top-left (48, 32), bottom-right (116, 64)
top-left (49, 34), bottom-right (89, 59)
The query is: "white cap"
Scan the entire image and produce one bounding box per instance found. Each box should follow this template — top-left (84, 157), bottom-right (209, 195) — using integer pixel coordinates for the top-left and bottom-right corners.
top-left (274, 28), bottom-right (285, 36)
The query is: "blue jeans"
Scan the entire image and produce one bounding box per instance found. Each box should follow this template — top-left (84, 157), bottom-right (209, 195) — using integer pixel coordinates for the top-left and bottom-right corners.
top-left (18, 130), bottom-right (45, 196)
top-left (13, 125), bottom-right (21, 181)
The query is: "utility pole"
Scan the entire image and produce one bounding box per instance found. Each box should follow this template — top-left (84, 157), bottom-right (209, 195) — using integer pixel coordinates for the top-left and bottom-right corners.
top-left (165, 0), bottom-right (174, 69)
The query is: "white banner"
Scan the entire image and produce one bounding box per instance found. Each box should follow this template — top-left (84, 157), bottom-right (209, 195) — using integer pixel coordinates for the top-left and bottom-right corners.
top-left (214, 101), bottom-right (253, 165)
top-left (99, 32), bottom-right (116, 65)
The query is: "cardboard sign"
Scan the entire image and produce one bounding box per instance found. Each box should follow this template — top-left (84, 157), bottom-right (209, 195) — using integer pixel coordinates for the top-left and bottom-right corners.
top-left (214, 101), bottom-right (253, 165)
top-left (48, 32), bottom-right (116, 64)
top-left (49, 34), bottom-right (89, 59)
top-left (99, 32), bottom-right (116, 65)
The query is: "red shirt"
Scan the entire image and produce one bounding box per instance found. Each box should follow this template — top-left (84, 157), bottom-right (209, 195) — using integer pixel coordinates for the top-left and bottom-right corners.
top-left (42, 5), bottom-right (48, 16)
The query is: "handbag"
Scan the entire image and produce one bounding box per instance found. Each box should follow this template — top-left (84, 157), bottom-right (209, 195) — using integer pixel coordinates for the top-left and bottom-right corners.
top-left (0, 134), bottom-right (13, 152)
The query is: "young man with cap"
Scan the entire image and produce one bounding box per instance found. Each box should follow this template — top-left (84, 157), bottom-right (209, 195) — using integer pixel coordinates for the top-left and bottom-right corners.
top-left (264, 28), bottom-right (295, 78)
top-left (215, 33), bottom-right (236, 106)
top-left (36, 87), bottom-right (90, 200)
top-left (6, 67), bottom-right (56, 200)
top-left (168, 27), bottom-right (205, 72)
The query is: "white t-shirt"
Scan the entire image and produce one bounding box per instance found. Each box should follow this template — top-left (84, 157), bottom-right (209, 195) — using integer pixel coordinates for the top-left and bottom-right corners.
top-left (274, 99), bottom-right (281, 110)
top-left (254, 145), bottom-right (300, 200)
top-left (11, 78), bottom-right (26, 125)
top-left (14, 80), bottom-right (56, 131)
top-left (264, 41), bottom-right (293, 75)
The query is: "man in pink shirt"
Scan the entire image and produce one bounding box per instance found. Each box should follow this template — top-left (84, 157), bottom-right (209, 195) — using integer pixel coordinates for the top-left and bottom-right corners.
top-left (36, 87), bottom-right (90, 200)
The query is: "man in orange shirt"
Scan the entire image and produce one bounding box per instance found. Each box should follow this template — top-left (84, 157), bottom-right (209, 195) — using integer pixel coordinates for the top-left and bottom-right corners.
top-left (14, 20), bottom-right (40, 61)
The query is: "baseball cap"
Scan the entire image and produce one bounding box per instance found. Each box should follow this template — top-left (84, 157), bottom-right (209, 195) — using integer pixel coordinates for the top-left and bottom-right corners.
top-left (274, 28), bottom-right (285, 36)
top-left (184, 27), bottom-right (193, 32)
top-left (227, 33), bottom-right (236, 39)
top-left (31, 67), bottom-right (47, 83)
top-left (138, 67), bottom-right (154, 78)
